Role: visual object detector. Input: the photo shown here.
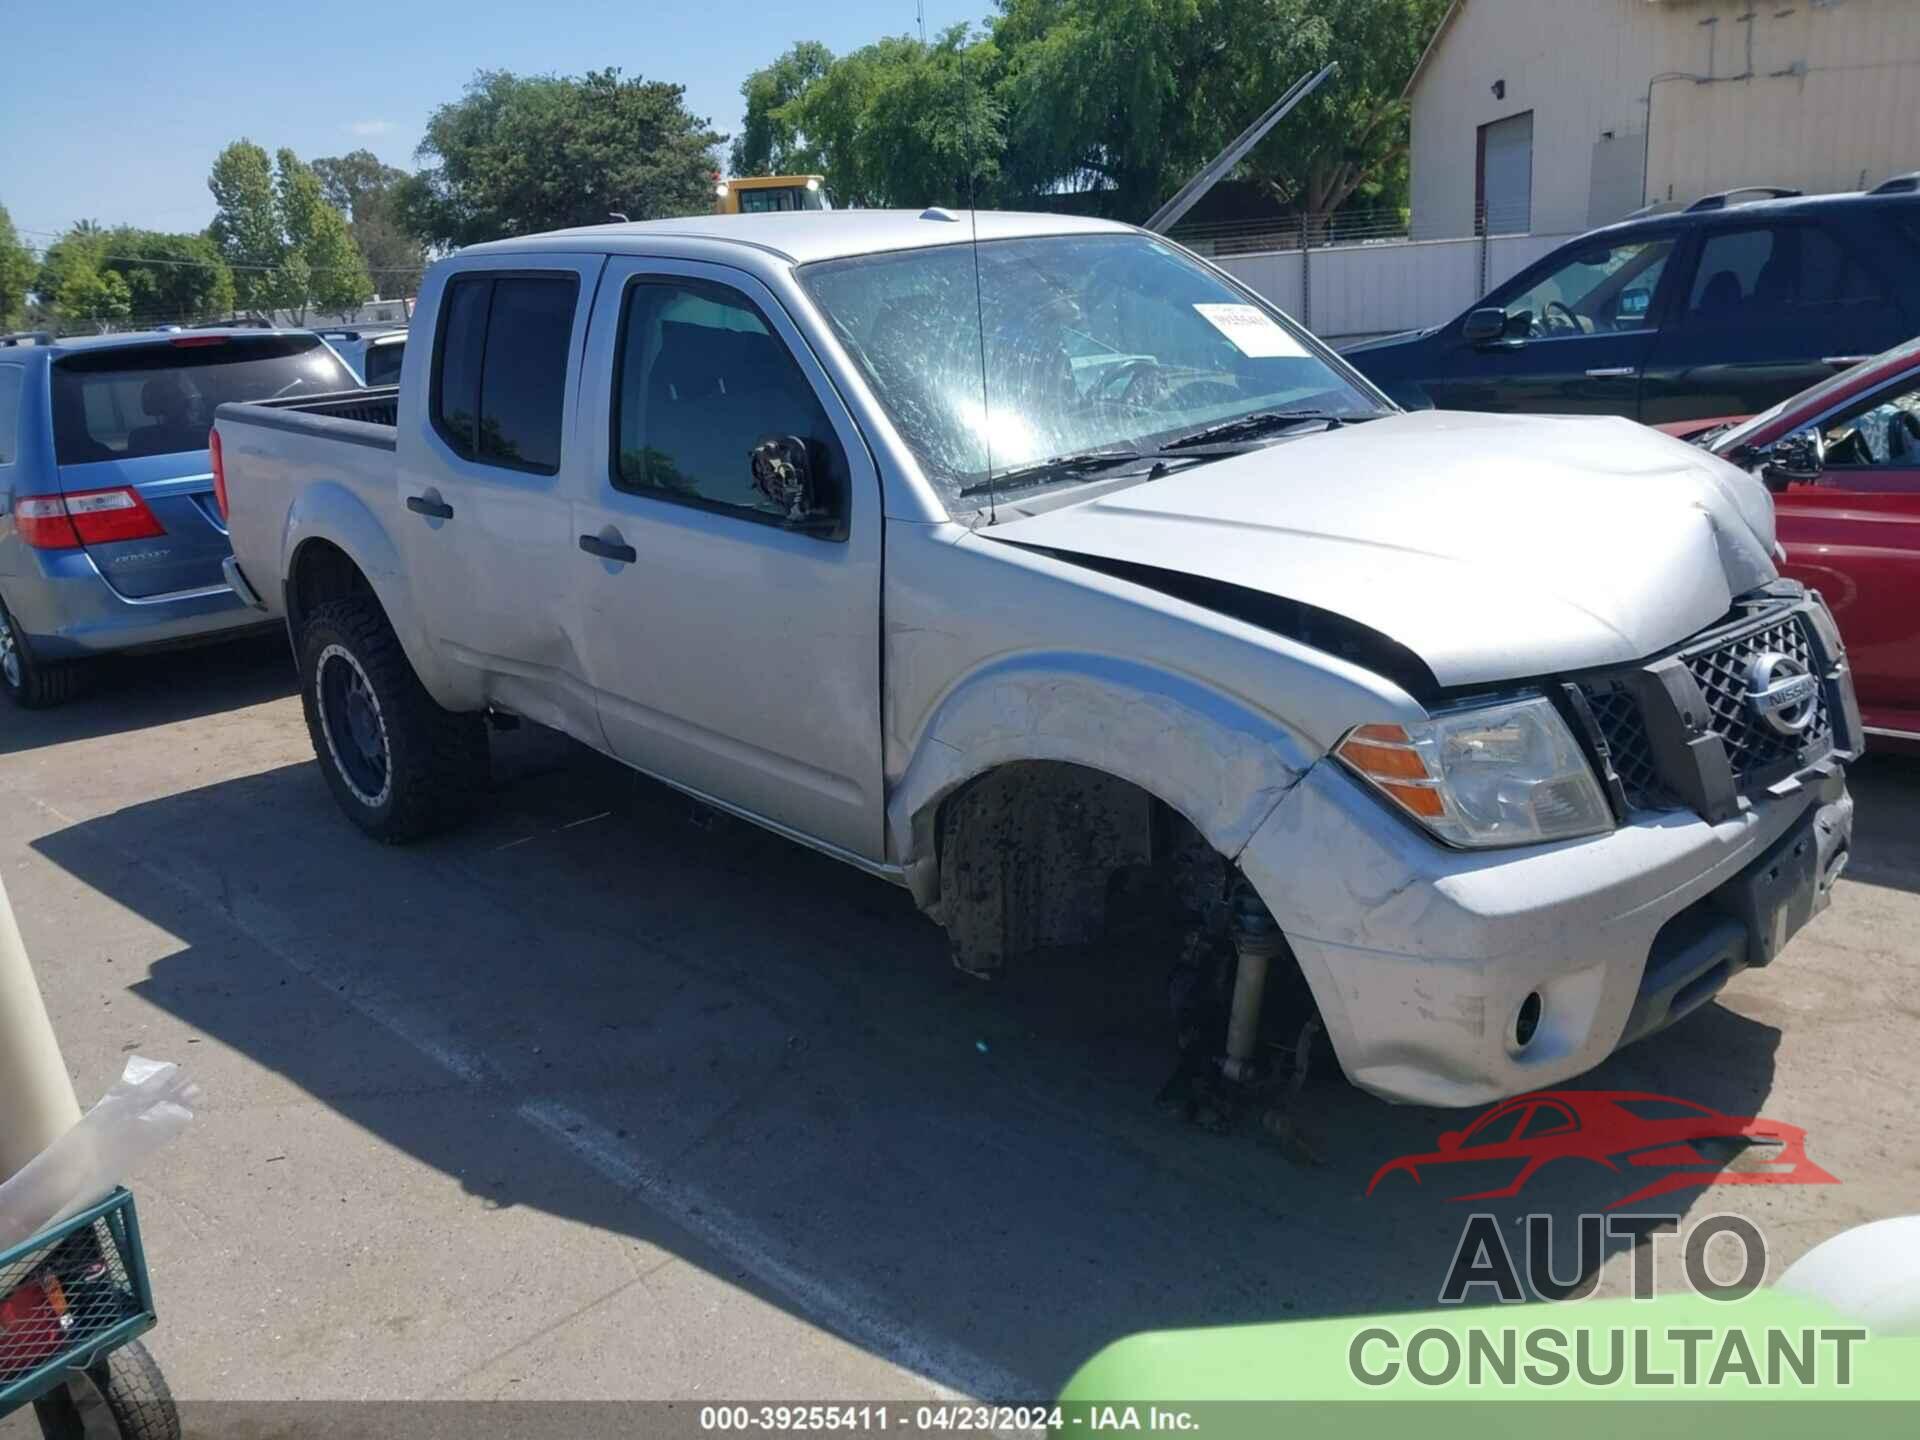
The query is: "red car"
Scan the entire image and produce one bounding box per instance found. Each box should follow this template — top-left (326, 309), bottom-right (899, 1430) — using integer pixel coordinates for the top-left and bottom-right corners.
top-left (1659, 336), bottom-right (1920, 743)
top-left (1366, 1089), bottom-right (1836, 1209)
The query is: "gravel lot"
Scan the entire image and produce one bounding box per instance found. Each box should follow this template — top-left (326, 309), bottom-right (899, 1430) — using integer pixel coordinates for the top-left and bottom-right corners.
top-left (3, 637), bottom-right (1916, 1410)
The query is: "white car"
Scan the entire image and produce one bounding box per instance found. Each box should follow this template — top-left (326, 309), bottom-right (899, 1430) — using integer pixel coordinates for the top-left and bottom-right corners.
top-left (211, 210), bottom-right (1860, 1106)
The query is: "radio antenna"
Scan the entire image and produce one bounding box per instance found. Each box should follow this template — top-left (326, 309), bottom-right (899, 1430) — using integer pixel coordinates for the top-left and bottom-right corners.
top-left (965, 113), bottom-right (993, 522)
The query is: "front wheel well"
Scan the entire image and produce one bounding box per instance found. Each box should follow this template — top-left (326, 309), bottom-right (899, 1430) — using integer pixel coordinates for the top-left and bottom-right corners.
top-left (932, 761), bottom-right (1211, 976)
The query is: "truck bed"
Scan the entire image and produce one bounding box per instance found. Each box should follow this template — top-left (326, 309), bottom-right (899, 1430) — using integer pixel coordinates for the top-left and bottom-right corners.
top-left (214, 386), bottom-right (402, 623)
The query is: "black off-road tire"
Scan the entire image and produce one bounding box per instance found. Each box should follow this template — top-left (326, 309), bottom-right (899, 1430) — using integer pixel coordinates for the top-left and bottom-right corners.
top-left (298, 595), bottom-right (488, 842)
top-left (0, 596), bottom-right (82, 710)
top-left (31, 1339), bottom-right (180, 1440)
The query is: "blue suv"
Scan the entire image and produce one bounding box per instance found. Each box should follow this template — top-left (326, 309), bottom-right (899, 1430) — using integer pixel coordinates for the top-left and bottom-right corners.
top-left (0, 329), bottom-right (356, 706)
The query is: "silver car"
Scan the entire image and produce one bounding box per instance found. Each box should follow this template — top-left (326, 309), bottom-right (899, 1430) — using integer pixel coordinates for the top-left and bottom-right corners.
top-left (0, 329), bottom-right (356, 706)
top-left (213, 213), bottom-right (1860, 1107)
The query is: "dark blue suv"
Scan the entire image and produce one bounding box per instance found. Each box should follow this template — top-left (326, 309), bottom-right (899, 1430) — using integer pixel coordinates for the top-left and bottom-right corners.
top-left (1343, 186), bottom-right (1920, 425)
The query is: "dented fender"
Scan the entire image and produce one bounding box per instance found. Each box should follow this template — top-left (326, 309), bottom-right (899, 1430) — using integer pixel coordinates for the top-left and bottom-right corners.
top-left (887, 649), bottom-right (1318, 906)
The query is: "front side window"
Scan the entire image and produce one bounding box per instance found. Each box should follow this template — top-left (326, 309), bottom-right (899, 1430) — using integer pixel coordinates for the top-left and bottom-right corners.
top-left (432, 273), bottom-right (578, 474)
top-left (1497, 238), bottom-right (1675, 338)
top-left (611, 278), bottom-right (846, 529)
top-left (799, 232), bottom-right (1382, 513)
top-left (1821, 374), bottom-right (1920, 470)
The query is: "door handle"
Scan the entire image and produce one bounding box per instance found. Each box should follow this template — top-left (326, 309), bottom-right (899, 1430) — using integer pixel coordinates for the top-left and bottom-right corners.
top-left (1822, 355), bottom-right (1869, 370)
top-left (406, 495), bottom-right (454, 519)
top-left (579, 533), bottom-right (637, 564)
top-left (1584, 367), bottom-right (1636, 379)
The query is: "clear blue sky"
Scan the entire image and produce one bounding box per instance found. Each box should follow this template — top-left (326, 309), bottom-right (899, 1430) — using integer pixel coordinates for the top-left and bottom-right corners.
top-left (0, 0), bottom-right (990, 247)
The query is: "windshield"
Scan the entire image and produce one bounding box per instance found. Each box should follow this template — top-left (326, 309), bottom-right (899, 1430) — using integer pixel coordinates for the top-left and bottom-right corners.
top-left (799, 232), bottom-right (1385, 512)
top-left (51, 335), bottom-right (354, 464)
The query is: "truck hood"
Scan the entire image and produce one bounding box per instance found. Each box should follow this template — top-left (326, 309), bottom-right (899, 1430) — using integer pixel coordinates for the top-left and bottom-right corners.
top-left (982, 410), bottom-right (1778, 690)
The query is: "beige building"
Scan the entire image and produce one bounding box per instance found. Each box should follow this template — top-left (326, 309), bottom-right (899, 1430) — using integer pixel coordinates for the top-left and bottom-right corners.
top-left (1405, 0), bottom-right (1920, 240)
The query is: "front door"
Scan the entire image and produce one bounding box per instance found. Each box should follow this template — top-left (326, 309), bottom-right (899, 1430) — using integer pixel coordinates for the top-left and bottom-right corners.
top-left (1774, 369), bottom-right (1920, 738)
top-left (570, 258), bottom-right (885, 859)
top-left (1426, 232), bottom-right (1679, 417)
top-left (399, 253), bottom-right (606, 741)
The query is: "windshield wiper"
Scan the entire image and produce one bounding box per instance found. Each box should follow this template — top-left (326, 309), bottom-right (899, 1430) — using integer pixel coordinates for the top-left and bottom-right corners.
top-left (1156, 411), bottom-right (1365, 452)
top-left (957, 448), bottom-right (1144, 498)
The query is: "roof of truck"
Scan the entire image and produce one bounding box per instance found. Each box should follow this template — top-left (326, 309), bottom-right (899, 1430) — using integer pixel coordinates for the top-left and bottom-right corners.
top-left (460, 209), bottom-right (1139, 267)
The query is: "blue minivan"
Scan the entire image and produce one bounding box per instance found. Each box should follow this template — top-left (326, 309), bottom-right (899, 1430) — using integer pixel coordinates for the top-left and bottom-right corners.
top-left (0, 329), bottom-right (356, 706)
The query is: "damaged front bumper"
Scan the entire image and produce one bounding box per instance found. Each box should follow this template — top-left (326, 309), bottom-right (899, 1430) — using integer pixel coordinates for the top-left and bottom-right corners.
top-left (1240, 594), bottom-right (1860, 1107)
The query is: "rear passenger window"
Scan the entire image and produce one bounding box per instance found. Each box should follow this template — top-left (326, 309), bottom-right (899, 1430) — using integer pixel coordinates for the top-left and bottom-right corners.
top-left (431, 273), bottom-right (578, 474)
top-left (1682, 225), bottom-right (1892, 330)
top-left (610, 279), bottom-right (846, 532)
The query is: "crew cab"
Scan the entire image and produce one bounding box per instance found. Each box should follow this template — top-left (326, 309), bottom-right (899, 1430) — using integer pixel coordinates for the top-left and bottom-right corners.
top-left (213, 212), bottom-right (1860, 1107)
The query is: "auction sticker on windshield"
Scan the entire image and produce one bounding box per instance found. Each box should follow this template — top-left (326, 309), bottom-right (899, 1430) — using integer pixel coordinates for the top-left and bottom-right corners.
top-left (1192, 303), bottom-right (1309, 357)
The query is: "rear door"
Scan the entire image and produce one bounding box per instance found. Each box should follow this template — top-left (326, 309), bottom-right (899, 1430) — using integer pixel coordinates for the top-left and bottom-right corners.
top-left (49, 335), bottom-right (355, 597)
top-left (1641, 217), bottom-right (1912, 426)
top-left (1774, 366), bottom-right (1920, 737)
top-left (399, 254), bottom-right (607, 742)
top-left (1422, 231), bottom-right (1679, 416)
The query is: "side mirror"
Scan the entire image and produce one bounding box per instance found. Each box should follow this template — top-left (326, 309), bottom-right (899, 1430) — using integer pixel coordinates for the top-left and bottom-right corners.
top-left (751, 434), bottom-right (838, 533)
top-left (1437, 1130), bottom-right (1463, 1153)
top-left (1462, 307), bottom-right (1509, 344)
top-left (1762, 426), bottom-right (1825, 492)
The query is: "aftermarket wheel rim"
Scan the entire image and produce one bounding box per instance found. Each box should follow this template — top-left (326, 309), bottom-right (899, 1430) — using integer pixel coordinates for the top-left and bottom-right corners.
top-left (0, 607), bottom-right (20, 691)
top-left (316, 643), bottom-right (392, 808)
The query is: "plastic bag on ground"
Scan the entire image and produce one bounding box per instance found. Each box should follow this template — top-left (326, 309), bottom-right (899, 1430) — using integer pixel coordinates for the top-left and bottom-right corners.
top-left (0, 1056), bottom-right (199, 1253)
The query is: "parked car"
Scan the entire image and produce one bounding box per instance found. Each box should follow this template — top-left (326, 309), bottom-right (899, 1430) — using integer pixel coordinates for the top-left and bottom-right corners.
top-left (0, 329), bottom-right (357, 706)
top-left (312, 327), bottom-right (405, 384)
top-left (1657, 335), bottom-right (1920, 742)
top-left (358, 331), bottom-right (405, 388)
top-left (214, 211), bottom-right (1858, 1107)
top-left (1344, 183), bottom-right (1920, 426)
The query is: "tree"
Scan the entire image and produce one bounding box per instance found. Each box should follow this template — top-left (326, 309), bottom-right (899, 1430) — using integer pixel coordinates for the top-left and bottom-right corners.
top-left (0, 204), bottom-right (34, 328)
top-left (312, 149), bottom-right (427, 300)
top-left (1228, 0), bottom-right (1451, 226)
top-left (208, 141), bottom-right (372, 321)
top-left (57, 267), bottom-right (131, 332)
top-left (768, 28), bottom-right (1005, 209)
top-left (730, 42), bottom-right (834, 177)
top-left (398, 68), bottom-right (725, 248)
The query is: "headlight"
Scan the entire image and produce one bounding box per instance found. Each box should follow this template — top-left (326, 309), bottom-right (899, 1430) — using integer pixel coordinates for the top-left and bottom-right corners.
top-left (1335, 696), bottom-right (1613, 848)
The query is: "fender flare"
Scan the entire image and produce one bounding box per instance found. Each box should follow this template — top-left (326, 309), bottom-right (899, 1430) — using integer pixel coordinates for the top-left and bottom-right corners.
top-left (887, 650), bottom-right (1318, 907)
top-left (281, 481), bottom-right (471, 708)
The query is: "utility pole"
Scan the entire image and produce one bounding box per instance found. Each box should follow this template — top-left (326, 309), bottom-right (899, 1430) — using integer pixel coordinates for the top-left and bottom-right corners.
top-left (917, 0), bottom-right (926, 43)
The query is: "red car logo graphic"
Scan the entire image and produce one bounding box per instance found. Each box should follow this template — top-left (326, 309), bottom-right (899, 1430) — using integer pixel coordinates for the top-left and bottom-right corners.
top-left (1366, 1090), bottom-right (1837, 1209)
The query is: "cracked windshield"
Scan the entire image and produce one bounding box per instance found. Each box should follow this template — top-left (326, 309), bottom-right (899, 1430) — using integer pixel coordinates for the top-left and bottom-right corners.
top-left (801, 232), bottom-right (1384, 511)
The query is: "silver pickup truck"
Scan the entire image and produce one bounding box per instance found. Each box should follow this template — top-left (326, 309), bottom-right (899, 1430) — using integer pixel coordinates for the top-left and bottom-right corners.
top-left (213, 210), bottom-right (1860, 1108)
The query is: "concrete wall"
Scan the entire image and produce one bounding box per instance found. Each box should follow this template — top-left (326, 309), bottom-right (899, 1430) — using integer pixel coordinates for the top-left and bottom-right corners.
top-left (1408, 0), bottom-right (1920, 238)
top-left (1218, 230), bottom-right (1569, 341)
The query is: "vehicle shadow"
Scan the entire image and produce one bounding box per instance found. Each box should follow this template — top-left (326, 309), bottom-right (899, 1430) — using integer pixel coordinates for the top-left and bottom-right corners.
top-left (0, 631), bottom-right (293, 757)
top-left (1842, 749), bottom-right (1920, 897)
top-left (28, 732), bottom-right (1786, 1396)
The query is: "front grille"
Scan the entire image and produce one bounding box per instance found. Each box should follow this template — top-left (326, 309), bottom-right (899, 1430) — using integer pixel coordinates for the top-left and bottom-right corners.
top-left (1683, 611), bottom-right (1832, 786)
top-left (1579, 605), bottom-right (1833, 815)
top-left (1582, 680), bottom-right (1674, 810)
